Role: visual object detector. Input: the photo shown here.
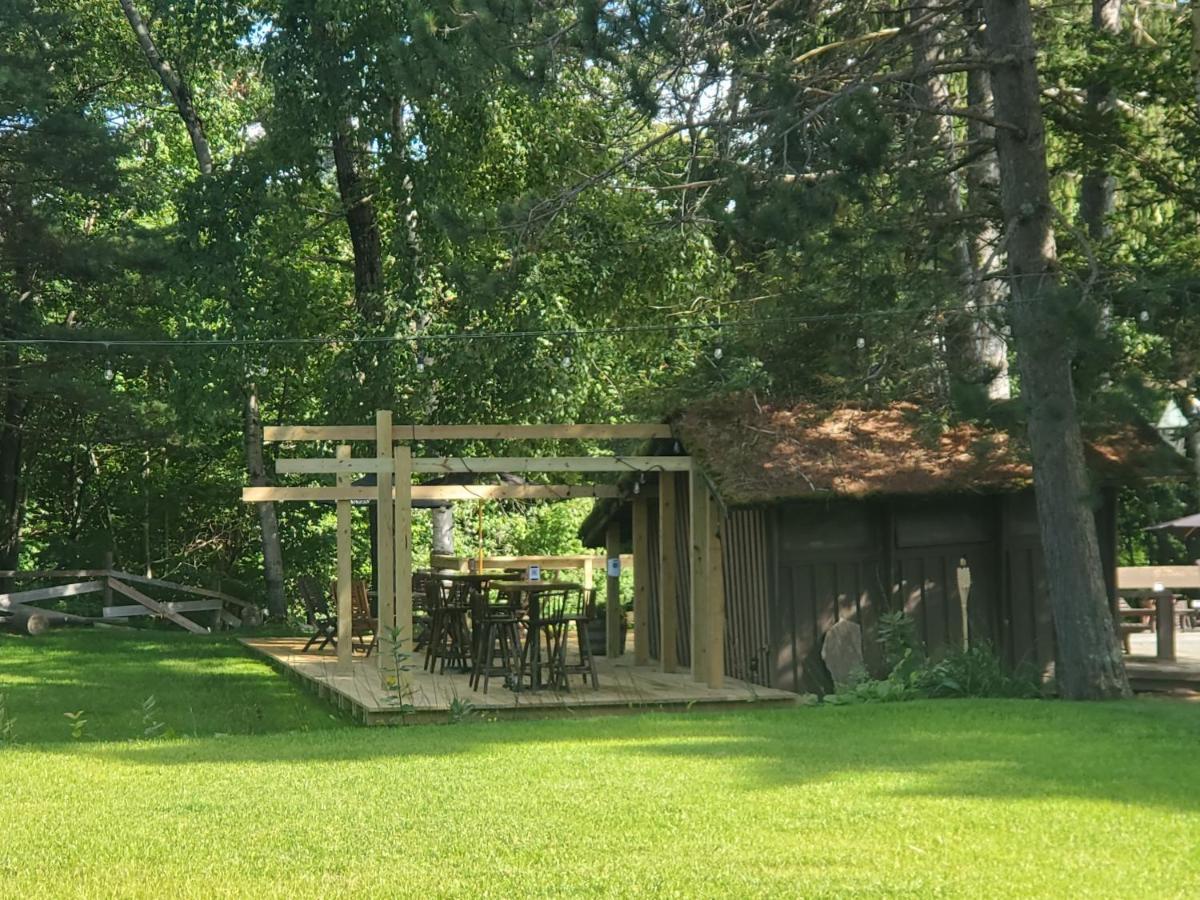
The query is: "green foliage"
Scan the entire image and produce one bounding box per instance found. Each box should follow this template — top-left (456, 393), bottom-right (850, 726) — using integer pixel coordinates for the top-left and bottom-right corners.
top-left (876, 611), bottom-right (923, 675)
top-left (914, 646), bottom-right (1043, 700)
top-left (63, 710), bottom-right (88, 741)
top-left (831, 612), bottom-right (1042, 704)
top-left (0, 693), bottom-right (15, 747)
top-left (141, 695), bottom-right (167, 739)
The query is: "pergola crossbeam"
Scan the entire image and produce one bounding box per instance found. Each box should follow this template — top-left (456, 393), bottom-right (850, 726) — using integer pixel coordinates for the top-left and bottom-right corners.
top-left (243, 484), bottom-right (623, 503)
top-left (263, 423), bottom-right (671, 443)
top-left (412, 456), bottom-right (689, 474)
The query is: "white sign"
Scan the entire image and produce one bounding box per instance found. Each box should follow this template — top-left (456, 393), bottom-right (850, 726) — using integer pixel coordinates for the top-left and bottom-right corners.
top-left (607, 557), bottom-right (621, 578)
top-left (527, 565), bottom-right (541, 581)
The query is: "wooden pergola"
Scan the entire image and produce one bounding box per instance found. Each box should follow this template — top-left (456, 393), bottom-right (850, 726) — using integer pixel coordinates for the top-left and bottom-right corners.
top-left (241, 412), bottom-right (726, 688)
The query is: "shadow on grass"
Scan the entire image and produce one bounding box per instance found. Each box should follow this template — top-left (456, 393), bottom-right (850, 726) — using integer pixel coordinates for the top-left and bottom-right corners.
top-left (39, 694), bottom-right (1200, 815)
top-left (0, 630), bottom-right (345, 743)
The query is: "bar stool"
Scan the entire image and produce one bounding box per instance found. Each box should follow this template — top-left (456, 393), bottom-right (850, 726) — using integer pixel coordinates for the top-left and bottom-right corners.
top-left (424, 580), bottom-right (473, 673)
top-left (546, 587), bottom-right (600, 691)
top-left (470, 600), bottom-right (523, 693)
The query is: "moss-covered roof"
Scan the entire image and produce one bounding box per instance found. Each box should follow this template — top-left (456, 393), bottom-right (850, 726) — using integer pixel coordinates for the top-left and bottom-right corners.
top-left (672, 394), bottom-right (1185, 506)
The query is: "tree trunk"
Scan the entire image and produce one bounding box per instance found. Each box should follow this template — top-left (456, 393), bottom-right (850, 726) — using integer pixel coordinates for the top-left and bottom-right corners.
top-left (1078, 0), bottom-right (1121, 242)
top-left (911, 6), bottom-right (1009, 401)
top-left (245, 386), bottom-right (287, 619)
top-left (982, 0), bottom-right (1129, 699)
top-left (117, 0), bottom-right (214, 176)
top-left (332, 125), bottom-right (384, 324)
top-left (962, 0), bottom-right (1011, 400)
top-left (331, 123), bottom-right (391, 410)
top-left (0, 289), bottom-right (30, 578)
top-left (1191, 3), bottom-right (1200, 118)
top-left (431, 505), bottom-right (454, 564)
top-left (119, 2), bottom-right (288, 612)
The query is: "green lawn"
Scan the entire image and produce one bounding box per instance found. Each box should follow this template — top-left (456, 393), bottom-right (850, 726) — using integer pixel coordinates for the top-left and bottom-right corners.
top-left (1, 632), bottom-right (1198, 897)
top-left (0, 630), bottom-right (340, 742)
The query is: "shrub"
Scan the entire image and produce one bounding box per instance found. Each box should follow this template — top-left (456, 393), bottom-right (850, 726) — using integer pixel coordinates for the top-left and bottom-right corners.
top-left (914, 645), bottom-right (1042, 699)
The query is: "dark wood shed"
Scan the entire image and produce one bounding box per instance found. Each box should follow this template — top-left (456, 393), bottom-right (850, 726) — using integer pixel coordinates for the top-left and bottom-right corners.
top-left (581, 396), bottom-right (1183, 695)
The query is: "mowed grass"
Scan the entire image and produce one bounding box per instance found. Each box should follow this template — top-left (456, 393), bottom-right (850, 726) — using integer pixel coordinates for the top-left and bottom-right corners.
top-left (1, 633), bottom-right (1199, 897)
top-left (0, 629), bottom-right (340, 741)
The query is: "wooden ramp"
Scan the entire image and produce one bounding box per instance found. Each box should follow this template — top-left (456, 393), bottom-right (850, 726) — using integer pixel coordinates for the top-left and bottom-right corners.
top-left (240, 637), bottom-right (799, 725)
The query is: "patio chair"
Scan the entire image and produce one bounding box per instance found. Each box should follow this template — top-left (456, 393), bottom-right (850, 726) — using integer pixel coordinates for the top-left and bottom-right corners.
top-left (424, 579), bottom-right (473, 673)
top-left (470, 589), bottom-right (523, 694)
top-left (540, 587), bottom-right (599, 692)
top-left (297, 576), bottom-right (336, 653)
top-left (350, 579), bottom-right (378, 656)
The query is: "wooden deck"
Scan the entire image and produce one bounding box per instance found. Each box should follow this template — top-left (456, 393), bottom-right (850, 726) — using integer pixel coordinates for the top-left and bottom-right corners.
top-left (1126, 631), bottom-right (1200, 692)
top-left (240, 637), bottom-right (800, 725)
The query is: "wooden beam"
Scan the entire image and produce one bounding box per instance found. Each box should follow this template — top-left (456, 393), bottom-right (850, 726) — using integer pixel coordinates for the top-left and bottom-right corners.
top-left (1117, 565), bottom-right (1200, 591)
top-left (703, 488), bottom-right (726, 689)
top-left (275, 457), bottom-right (394, 475)
top-left (264, 423), bottom-right (672, 443)
top-left (632, 496), bottom-right (651, 666)
top-left (428, 553), bottom-right (634, 571)
top-left (0, 580), bottom-right (106, 607)
top-left (659, 471), bottom-right (679, 673)
top-left (412, 456), bottom-right (690, 474)
top-left (394, 424), bottom-right (672, 441)
top-left (375, 410), bottom-right (396, 680)
top-left (107, 578), bottom-right (208, 634)
top-left (335, 445), bottom-right (353, 669)
top-left (394, 443), bottom-right (413, 658)
top-left (689, 470), bottom-right (709, 684)
top-left (606, 521), bottom-right (623, 657)
top-left (106, 570), bottom-right (252, 609)
top-left (243, 486), bottom-right (375, 503)
top-left (103, 599), bottom-right (221, 618)
top-left (414, 484), bottom-right (622, 500)
top-left (264, 425), bottom-right (375, 442)
top-left (244, 484), bottom-right (622, 503)
top-left (0, 569), bottom-right (109, 579)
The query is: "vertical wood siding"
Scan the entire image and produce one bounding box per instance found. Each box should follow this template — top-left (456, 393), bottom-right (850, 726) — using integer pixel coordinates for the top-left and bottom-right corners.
top-left (721, 508), bottom-right (772, 686)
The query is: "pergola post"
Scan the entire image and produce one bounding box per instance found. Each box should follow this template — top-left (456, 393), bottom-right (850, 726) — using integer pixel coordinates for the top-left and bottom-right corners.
top-left (374, 410), bottom-right (396, 680)
top-left (703, 488), bottom-right (725, 688)
top-left (658, 471), bottom-right (679, 672)
top-left (689, 470), bottom-right (709, 683)
top-left (605, 520), bottom-right (622, 656)
top-left (393, 442), bottom-right (413, 658)
top-left (335, 444), bottom-right (353, 669)
top-left (632, 496), bottom-right (650, 666)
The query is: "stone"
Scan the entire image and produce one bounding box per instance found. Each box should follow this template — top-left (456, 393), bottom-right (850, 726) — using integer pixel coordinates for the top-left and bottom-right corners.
top-left (821, 619), bottom-right (865, 691)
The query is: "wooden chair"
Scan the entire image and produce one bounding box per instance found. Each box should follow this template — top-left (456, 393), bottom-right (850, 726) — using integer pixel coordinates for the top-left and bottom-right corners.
top-left (350, 579), bottom-right (377, 656)
top-left (537, 587), bottom-right (599, 692)
top-left (423, 579), bottom-right (473, 673)
top-left (297, 576), bottom-right (336, 653)
top-left (470, 589), bottom-right (523, 694)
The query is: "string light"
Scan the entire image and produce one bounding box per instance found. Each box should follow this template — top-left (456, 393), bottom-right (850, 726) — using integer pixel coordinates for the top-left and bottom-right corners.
top-left (856, 336), bottom-right (866, 350)
top-left (713, 346), bottom-right (723, 360)
top-left (0, 293), bottom-right (1069, 351)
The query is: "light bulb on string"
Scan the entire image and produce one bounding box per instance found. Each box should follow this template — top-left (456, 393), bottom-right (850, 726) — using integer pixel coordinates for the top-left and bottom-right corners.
top-left (633, 481), bottom-right (641, 495)
top-left (1139, 310), bottom-right (1150, 324)
top-left (104, 364), bottom-right (114, 382)
top-left (561, 354), bottom-right (572, 369)
top-left (713, 346), bottom-right (723, 361)
top-left (856, 336), bottom-right (866, 350)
